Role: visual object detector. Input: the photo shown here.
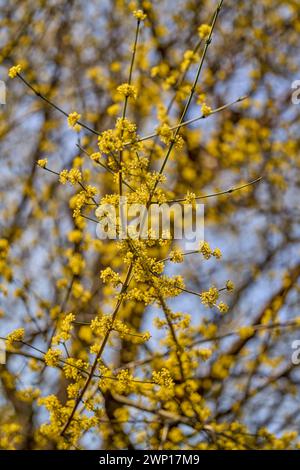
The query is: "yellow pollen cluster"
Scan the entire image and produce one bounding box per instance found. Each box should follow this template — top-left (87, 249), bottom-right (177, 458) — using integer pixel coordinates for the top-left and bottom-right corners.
top-left (67, 112), bottom-right (82, 132)
top-left (133, 10), bottom-right (147, 21)
top-left (117, 83), bottom-right (137, 100)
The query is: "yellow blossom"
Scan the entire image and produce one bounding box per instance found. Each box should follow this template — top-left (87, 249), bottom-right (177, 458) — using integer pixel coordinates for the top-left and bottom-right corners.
top-left (100, 267), bottom-right (121, 287)
top-left (169, 249), bottom-right (184, 263)
top-left (201, 286), bottom-right (219, 308)
top-left (200, 241), bottom-right (213, 259)
top-left (201, 103), bottom-right (212, 117)
top-left (226, 280), bottom-right (235, 291)
top-left (238, 326), bottom-right (255, 339)
top-left (133, 10), bottom-right (147, 21)
top-left (44, 349), bottom-right (62, 367)
top-left (6, 328), bottom-right (25, 346)
top-left (52, 313), bottom-right (75, 345)
top-left (185, 191), bottom-right (196, 204)
top-left (198, 24), bottom-right (211, 40)
top-left (117, 83), bottom-right (137, 100)
top-left (197, 348), bottom-right (212, 361)
top-left (59, 169), bottom-right (69, 184)
top-left (8, 64), bottom-right (22, 78)
top-left (37, 159), bottom-right (48, 168)
top-left (67, 111), bottom-right (81, 130)
top-left (218, 301), bottom-right (229, 313)
top-left (68, 168), bottom-right (82, 185)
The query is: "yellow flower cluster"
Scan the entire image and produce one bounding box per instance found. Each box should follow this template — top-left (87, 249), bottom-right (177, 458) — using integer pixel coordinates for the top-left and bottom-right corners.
top-left (70, 185), bottom-right (97, 218)
top-left (0, 423), bottom-right (22, 449)
top-left (201, 103), bottom-right (212, 117)
top-left (117, 83), bottom-right (137, 100)
top-left (16, 387), bottom-right (40, 403)
top-left (3, 1), bottom-right (298, 452)
top-left (63, 357), bottom-right (89, 380)
top-left (0, 239), bottom-right (9, 257)
top-left (116, 117), bottom-right (137, 135)
top-left (37, 159), bottom-right (48, 168)
top-left (196, 348), bottom-right (212, 361)
top-left (199, 241), bottom-right (222, 259)
top-left (212, 355), bottom-right (234, 379)
top-left (218, 301), bottom-right (229, 314)
top-left (44, 348), bottom-right (62, 367)
top-left (97, 129), bottom-right (123, 154)
top-left (181, 50), bottom-right (200, 72)
top-left (133, 10), bottom-right (147, 21)
top-left (157, 123), bottom-right (184, 148)
top-left (90, 152), bottom-right (101, 162)
top-left (67, 111), bottom-right (81, 131)
top-left (8, 64), bottom-right (22, 78)
top-left (67, 251), bottom-right (85, 275)
top-left (238, 325), bottom-right (255, 339)
top-left (169, 248), bottom-right (184, 263)
top-left (67, 229), bottom-right (82, 244)
top-left (0, 238), bottom-right (11, 281)
top-left (38, 394), bottom-right (96, 446)
top-left (90, 314), bottom-right (113, 337)
top-left (114, 369), bottom-right (135, 393)
top-left (59, 168), bottom-right (82, 185)
top-left (200, 286), bottom-right (219, 308)
top-left (100, 267), bottom-right (121, 287)
top-left (198, 24), bottom-right (211, 40)
top-left (52, 313), bottom-right (75, 345)
top-left (185, 191), bottom-right (196, 204)
top-left (72, 281), bottom-right (91, 303)
top-left (152, 368), bottom-right (175, 400)
top-left (97, 118), bottom-right (138, 156)
top-left (226, 280), bottom-right (235, 291)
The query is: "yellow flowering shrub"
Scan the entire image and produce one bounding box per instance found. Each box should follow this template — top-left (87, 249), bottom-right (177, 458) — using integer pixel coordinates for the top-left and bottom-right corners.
top-left (1, 0), bottom-right (300, 452)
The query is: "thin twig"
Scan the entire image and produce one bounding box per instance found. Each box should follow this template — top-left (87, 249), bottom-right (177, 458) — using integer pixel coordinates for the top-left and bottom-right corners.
top-left (17, 74), bottom-right (101, 136)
